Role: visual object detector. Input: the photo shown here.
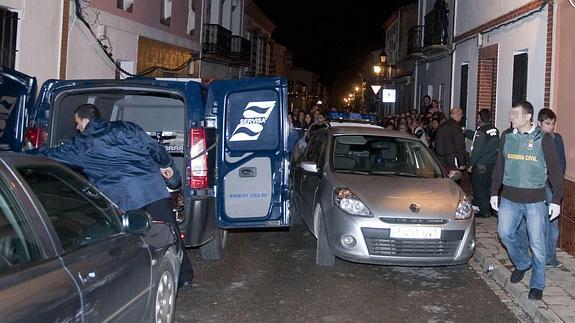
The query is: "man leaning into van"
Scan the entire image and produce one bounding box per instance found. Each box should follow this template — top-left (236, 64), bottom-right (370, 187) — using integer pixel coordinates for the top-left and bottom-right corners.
top-left (29, 103), bottom-right (194, 289)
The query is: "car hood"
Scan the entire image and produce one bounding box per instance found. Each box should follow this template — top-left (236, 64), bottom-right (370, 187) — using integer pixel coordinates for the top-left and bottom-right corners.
top-left (332, 173), bottom-right (462, 219)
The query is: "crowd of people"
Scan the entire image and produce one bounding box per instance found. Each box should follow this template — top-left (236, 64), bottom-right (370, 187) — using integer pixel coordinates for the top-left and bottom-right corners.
top-left (287, 98), bottom-right (566, 301)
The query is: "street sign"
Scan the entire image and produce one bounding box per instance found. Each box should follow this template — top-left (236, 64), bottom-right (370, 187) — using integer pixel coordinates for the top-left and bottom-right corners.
top-left (370, 85), bottom-right (381, 95)
top-left (381, 89), bottom-right (396, 103)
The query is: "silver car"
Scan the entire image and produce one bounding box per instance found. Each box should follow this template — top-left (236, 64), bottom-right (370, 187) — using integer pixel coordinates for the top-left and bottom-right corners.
top-left (291, 123), bottom-right (475, 266)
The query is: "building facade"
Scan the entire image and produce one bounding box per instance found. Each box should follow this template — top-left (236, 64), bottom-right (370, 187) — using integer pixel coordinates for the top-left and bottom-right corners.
top-left (412, 0), bottom-right (454, 115)
top-left (382, 4), bottom-right (418, 114)
top-left (553, 0), bottom-right (575, 255)
top-left (451, 0), bottom-right (550, 131)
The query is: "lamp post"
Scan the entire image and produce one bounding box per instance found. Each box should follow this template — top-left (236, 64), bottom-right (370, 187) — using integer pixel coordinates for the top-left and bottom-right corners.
top-left (372, 50), bottom-right (387, 118)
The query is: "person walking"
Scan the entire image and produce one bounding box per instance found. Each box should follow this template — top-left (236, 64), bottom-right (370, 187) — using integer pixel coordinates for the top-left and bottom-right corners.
top-left (434, 107), bottom-right (466, 170)
top-left (31, 103), bottom-right (194, 288)
top-left (490, 101), bottom-right (564, 300)
top-left (537, 108), bottom-right (566, 268)
top-left (465, 109), bottom-right (499, 217)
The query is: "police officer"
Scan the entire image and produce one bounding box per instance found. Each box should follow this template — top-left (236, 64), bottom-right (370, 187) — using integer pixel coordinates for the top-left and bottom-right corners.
top-left (490, 101), bottom-right (564, 301)
top-left (465, 109), bottom-right (499, 217)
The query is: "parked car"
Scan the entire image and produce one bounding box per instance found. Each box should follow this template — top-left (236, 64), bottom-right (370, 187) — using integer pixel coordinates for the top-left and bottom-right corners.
top-left (0, 153), bottom-right (181, 322)
top-left (291, 123), bottom-right (475, 266)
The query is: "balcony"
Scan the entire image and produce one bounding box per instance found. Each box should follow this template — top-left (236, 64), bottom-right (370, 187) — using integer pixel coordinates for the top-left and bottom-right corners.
top-left (231, 36), bottom-right (251, 67)
top-left (407, 25), bottom-right (424, 58)
top-left (202, 24), bottom-right (232, 61)
top-left (423, 0), bottom-right (450, 55)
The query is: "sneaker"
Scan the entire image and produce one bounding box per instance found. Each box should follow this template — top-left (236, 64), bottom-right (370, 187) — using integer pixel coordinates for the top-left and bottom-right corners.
top-left (528, 288), bottom-right (543, 300)
top-left (510, 268), bottom-right (528, 284)
top-left (546, 262), bottom-right (564, 269)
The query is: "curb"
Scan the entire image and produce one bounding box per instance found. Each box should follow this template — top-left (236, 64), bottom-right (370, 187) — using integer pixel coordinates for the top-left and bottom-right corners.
top-left (472, 247), bottom-right (563, 323)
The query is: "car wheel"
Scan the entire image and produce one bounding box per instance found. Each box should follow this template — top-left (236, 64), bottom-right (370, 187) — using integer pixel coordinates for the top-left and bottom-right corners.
top-left (316, 214), bottom-right (335, 266)
top-left (200, 228), bottom-right (226, 260)
top-left (152, 258), bottom-right (176, 323)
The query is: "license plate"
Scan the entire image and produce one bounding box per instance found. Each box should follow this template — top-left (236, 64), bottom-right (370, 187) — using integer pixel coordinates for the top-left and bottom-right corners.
top-left (390, 226), bottom-right (441, 239)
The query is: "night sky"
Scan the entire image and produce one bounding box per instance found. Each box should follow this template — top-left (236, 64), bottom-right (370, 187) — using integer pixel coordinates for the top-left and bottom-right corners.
top-left (253, 0), bottom-right (416, 103)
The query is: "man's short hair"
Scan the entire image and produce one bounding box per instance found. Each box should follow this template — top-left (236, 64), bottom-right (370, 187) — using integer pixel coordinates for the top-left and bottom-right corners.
top-left (512, 101), bottom-right (534, 121)
top-left (478, 108), bottom-right (491, 123)
top-left (74, 104), bottom-right (101, 120)
top-left (538, 108), bottom-right (556, 122)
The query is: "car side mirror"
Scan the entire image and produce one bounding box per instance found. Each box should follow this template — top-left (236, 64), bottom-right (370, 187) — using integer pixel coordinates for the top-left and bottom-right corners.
top-left (448, 170), bottom-right (462, 181)
top-left (300, 161), bottom-right (319, 173)
top-left (121, 209), bottom-right (152, 234)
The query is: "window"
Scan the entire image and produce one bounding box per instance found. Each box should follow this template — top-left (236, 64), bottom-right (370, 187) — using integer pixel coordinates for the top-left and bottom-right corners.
top-left (161, 0), bottom-right (172, 26)
top-left (0, 177), bottom-right (42, 273)
top-left (188, 0), bottom-right (196, 35)
top-left (303, 130), bottom-right (327, 164)
top-left (117, 0), bottom-right (134, 12)
top-left (0, 7), bottom-right (18, 68)
top-left (17, 166), bottom-right (122, 252)
top-left (331, 136), bottom-right (443, 178)
top-left (512, 52), bottom-right (528, 103)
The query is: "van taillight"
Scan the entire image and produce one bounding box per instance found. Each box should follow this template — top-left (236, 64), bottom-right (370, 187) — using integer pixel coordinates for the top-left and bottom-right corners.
top-left (189, 128), bottom-right (208, 189)
top-left (24, 127), bottom-right (47, 149)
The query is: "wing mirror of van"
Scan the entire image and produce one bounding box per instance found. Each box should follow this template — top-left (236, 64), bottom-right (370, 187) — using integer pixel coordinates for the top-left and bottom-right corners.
top-left (122, 209), bottom-right (152, 234)
top-left (448, 170), bottom-right (462, 181)
top-left (300, 161), bottom-right (319, 173)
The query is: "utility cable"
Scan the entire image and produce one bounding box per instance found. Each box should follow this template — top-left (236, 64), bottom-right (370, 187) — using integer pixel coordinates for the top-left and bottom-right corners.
top-left (72, 0), bottom-right (193, 77)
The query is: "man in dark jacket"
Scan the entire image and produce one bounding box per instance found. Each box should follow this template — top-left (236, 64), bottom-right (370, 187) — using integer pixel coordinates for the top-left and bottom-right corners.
top-left (465, 109), bottom-right (499, 217)
top-left (32, 103), bottom-right (193, 287)
top-left (434, 107), bottom-right (466, 170)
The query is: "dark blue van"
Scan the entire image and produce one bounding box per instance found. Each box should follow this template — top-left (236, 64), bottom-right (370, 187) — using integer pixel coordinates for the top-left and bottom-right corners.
top-left (0, 67), bottom-right (291, 260)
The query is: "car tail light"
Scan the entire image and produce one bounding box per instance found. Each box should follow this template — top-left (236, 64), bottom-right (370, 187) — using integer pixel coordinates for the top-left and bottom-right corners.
top-left (189, 128), bottom-right (208, 189)
top-left (24, 127), bottom-right (47, 149)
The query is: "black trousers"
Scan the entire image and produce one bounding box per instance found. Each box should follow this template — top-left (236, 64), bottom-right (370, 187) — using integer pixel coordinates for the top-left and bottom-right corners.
top-left (471, 164), bottom-right (494, 217)
top-left (142, 198), bottom-right (194, 283)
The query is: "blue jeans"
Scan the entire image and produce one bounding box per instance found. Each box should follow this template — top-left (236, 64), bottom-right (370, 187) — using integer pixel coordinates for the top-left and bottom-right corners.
top-left (546, 186), bottom-right (560, 265)
top-left (517, 186), bottom-right (559, 265)
top-left (498, 198), bottom-right (548, 290)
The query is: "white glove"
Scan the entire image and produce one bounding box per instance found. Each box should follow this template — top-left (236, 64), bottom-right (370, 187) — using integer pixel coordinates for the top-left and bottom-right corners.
top-left (490, 196), bottom-right (499, 211)
top-left (549, 203), bottom-right (561, 221)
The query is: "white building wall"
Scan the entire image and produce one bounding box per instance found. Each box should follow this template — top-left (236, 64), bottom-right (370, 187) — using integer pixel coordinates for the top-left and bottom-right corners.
top-left (66, 7), bottom-right (198, 79)
top-left (452, 7), bottom-right (548, 130)
top-left (0, 0), bottom-right (63, 86)
top-left (456, 0), bottom-right (534, 35)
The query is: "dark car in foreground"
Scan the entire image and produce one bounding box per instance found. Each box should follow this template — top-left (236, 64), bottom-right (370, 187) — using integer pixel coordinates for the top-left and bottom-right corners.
top-left (291, 123), bottom-right (475, 266)
top-left (0, 153), bottom-right (181, 322)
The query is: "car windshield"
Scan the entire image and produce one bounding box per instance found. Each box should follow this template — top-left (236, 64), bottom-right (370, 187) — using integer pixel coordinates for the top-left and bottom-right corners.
top-left (331, 135), bottom-right (443, 178)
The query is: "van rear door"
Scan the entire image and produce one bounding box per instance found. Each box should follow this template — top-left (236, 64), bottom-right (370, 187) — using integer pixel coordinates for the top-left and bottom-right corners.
top-left (0, 67), bottom-right (36, 152)
top-left (209, 78), bottom-right (289, 228)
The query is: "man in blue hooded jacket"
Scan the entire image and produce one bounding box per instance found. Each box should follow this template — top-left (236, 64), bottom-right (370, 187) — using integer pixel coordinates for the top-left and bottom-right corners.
top-left (31, 103), bottom-right (193, 288)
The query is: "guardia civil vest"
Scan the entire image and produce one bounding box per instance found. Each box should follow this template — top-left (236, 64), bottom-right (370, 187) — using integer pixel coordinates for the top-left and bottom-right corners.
top-left (502, 128), bottom-right (546, 189)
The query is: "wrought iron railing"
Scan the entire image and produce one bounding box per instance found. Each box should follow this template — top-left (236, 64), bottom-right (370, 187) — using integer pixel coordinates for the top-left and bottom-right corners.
top-left (202, 24), bottom-right (232, 60)
top-left (231, 36), bottom-right (251, 67)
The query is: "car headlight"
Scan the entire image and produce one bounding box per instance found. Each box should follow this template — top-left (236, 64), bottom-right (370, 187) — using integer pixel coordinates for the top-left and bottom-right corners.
top-left (334, 188), bottom-right (372, 217)
top-left (455, 193), bottom-right (473, 220)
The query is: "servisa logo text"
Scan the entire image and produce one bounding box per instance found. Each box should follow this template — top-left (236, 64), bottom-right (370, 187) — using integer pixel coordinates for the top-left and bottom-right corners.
top-left (229, 101), bottom-right (276, 142)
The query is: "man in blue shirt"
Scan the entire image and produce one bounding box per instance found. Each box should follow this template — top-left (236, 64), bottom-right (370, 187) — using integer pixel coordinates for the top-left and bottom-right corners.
top-left (32, 103), bottom-right (194, 288)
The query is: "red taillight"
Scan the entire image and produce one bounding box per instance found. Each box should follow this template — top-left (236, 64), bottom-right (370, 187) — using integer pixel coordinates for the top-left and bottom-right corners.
top-left (24, 127), bottom-right (47, 149)
top-left (189, 128), bottom-right (208, 189)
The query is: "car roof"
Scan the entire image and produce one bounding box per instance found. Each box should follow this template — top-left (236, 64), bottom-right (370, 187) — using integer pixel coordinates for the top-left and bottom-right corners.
top-left (327, 124), bottom-right (417, 140)
top-left (0, 151), bottom-right (60, 166)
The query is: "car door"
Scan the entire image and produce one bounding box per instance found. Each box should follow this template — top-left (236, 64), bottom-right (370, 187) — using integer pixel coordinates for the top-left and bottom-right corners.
top-left (0, 67), bottom-right (36, 152)
top-left (15, 162), bottom-right (152, 323)
top-left (298, 129), bottom-right (328, 225)
top-left (208, 77), bottom-right (289, 228)
top-left (0, 158), bottom-right (81, 323)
